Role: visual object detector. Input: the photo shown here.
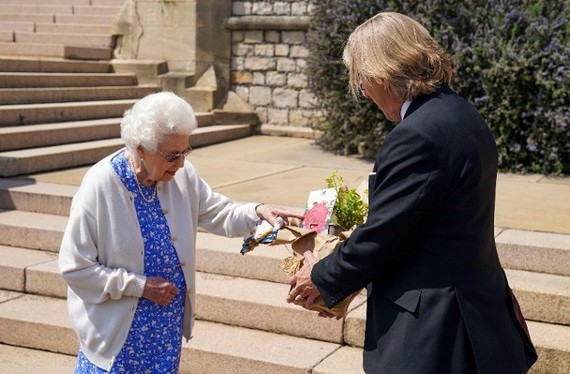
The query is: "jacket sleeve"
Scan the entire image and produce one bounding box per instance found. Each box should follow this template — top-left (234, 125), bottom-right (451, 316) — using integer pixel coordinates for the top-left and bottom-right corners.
top-left (58, 188), bottom-right (146, 304)
top-left (312, 126), bottom-right (448, 308)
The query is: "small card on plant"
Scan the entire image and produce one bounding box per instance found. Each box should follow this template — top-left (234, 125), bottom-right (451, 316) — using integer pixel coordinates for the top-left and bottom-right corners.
top-left (301, 188), bottom-right (337, 234)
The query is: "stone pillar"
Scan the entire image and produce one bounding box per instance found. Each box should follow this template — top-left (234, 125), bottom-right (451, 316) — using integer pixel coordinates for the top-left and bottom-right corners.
top-left (113, 0), bottom-right (231, 95)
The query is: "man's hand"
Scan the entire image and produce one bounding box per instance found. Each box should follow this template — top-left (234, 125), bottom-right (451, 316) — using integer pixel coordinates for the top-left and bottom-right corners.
top-left (142, 276), bottom-right (179, 306)
top-left (286, 251), bottom-right (321, 305)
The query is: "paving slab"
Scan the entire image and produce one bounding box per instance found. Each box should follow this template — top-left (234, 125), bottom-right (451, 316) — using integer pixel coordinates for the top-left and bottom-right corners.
top-left (496, 173), bottom-right (570, 234)
top-left (0, 344), bottom-right (76, 374)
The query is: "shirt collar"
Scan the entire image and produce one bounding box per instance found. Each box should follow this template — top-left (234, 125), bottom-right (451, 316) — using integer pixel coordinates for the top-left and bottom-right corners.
top-left (400, 100), bottom-right (412, 120)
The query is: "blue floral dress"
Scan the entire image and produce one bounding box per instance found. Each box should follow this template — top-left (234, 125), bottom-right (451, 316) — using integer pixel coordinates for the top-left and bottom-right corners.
top-left (75, 151), bottom-right (187, 373)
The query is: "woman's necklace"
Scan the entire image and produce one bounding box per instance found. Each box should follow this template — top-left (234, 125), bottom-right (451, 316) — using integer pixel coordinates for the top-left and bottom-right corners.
top-left (128, 156), bottom-right (157, 204)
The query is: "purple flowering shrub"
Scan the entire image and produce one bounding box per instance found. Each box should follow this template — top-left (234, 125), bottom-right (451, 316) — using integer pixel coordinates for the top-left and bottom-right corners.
top-left (308, 0), bottom-right (569, 174)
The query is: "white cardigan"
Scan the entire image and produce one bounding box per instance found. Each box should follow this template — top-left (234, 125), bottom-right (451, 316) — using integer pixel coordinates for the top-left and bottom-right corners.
top-left (58, 150), bottom-right (259, 370)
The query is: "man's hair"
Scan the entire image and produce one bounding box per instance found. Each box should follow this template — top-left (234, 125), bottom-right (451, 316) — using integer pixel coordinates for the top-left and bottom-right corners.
top-left (343, 12), bottom-right (453, 100)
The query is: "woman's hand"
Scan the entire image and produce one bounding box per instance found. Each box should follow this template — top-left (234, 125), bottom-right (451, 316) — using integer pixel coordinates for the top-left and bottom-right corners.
top-left (142, 276), bottom-right (179, 306)
top-left (255, 203), bottom-right (304, 227)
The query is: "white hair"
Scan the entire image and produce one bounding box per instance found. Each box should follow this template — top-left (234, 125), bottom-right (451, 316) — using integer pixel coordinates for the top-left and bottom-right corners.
top-left (121, 91), bottom-right (198, 154)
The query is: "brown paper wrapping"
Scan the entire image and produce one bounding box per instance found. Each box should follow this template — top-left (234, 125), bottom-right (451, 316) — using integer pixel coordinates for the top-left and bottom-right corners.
top-left (270, 223), bottom-right (362, 318)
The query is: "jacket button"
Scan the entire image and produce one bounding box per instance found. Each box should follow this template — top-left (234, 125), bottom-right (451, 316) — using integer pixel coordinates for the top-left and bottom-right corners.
top-left (171, 236), bottom-right (177, 242)
top-left (162, 208), bottom-right (169, 214)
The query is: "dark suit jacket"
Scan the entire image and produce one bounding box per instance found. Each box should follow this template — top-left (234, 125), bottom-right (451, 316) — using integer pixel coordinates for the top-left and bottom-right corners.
top-left (312, 85), bottom-right (537, 373)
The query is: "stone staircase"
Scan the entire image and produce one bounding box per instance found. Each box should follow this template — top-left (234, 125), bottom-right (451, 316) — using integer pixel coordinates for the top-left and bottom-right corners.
top-left (0, 0), bottom-right (257, 178)
top-left (0, 56), bottom-right (254, 178)
top-left (0, 0), bottom-right (124, 60)
top-left (0, 177), bottom-right (569, 373)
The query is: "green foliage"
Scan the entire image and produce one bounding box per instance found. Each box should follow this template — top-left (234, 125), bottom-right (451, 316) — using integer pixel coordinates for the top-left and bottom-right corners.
top-left (308, 0), bottom-right (569, 175)
top-left (326, 171), bottom-right (369, 230)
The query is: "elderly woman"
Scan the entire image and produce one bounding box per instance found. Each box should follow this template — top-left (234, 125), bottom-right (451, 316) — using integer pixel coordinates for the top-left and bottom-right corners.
top-left (59, 91), bottom-right (302, 373)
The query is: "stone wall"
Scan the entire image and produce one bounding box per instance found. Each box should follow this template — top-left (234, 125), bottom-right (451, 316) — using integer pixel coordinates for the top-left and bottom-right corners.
top-left (226, 1), bottom-right (321, 138)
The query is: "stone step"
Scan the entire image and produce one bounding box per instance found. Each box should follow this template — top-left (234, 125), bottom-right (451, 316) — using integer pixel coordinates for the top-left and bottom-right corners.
top-left (0, 224), bottom-right (568, 327)
top-left (0, 123), bottom-right (244, 176)
top-left (0, 21), bottom-right (35, 32)
top-left (0, 189), bottom-right (568, 278)
top-left (497, 229), bottom-right (570, 276)
top-left (0, 111), bottom-right (216, 152)
top-left (0, 56), bottom-right (110, 73)
top-left (0, 0), bottom-right (125, 5)
top-left (196, 232), bottom-right (291, 284)
top-left (35, 22), bottom-right (113, 35)
top-left (0, 179), bottom-right (76, 216)
top-left (0, 118), bottom-right (122, 151)
top-left (0, 292), bottom-right (346, 373)
top-left (0, 245), bottom-right (59, 296)
top-left (0, 42), bottom-right (112, 60)
top-left (0, 13), bottom-right (54, 24)
top-left (344, 303), bottom-right (570, 374)
top-left (92, 0), bottom-right (128, 5)
top-left (182, 320), bottom-right (344, 374)
top-left (1, 288), bottom-right (569, 372)
top-left (0, 138), bottom-right (125, 177)
top-left (14, 32), bottom-right (114, 48)
top-left (0, 85), bottom-right (159, 105)
top-left (0, 344), bottom-right (76, 374)
top-left (0, 31), bottom-right (13, 42)
top-left (0, 4), bottom-right (73, 15)
top-left (194, 272), bottom-right (365, 343)
top-left (0, 72), bottom-right (136, 89)
top-left (73, 5), bottom-right (121, 16)
top-left (0, 0), bottom-right (91, 4)
top-left (0, 42), bottom-right (63, 59)
top-left (0, 247), bottom-right (364, 343)
top-left (0, 210), bottom-right (68, 252)
top-left (505, 269), bottom-right (570, 325)
top-left (54, 14), bottom-right (115, 25)
top-left (190, 123), bottom-right (253, 146)
top-left (0, 5), bottom-right (120, 18)
top-left (0, 99), bottom-right (137, 126)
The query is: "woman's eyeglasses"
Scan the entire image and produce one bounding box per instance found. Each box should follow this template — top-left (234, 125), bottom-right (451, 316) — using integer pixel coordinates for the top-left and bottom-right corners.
top-left (157, 146), bottom-right (192, 163)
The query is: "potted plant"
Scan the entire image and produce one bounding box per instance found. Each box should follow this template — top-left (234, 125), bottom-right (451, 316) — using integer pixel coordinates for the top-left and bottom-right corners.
top-left (325, 171), bottom-right (369, 234)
